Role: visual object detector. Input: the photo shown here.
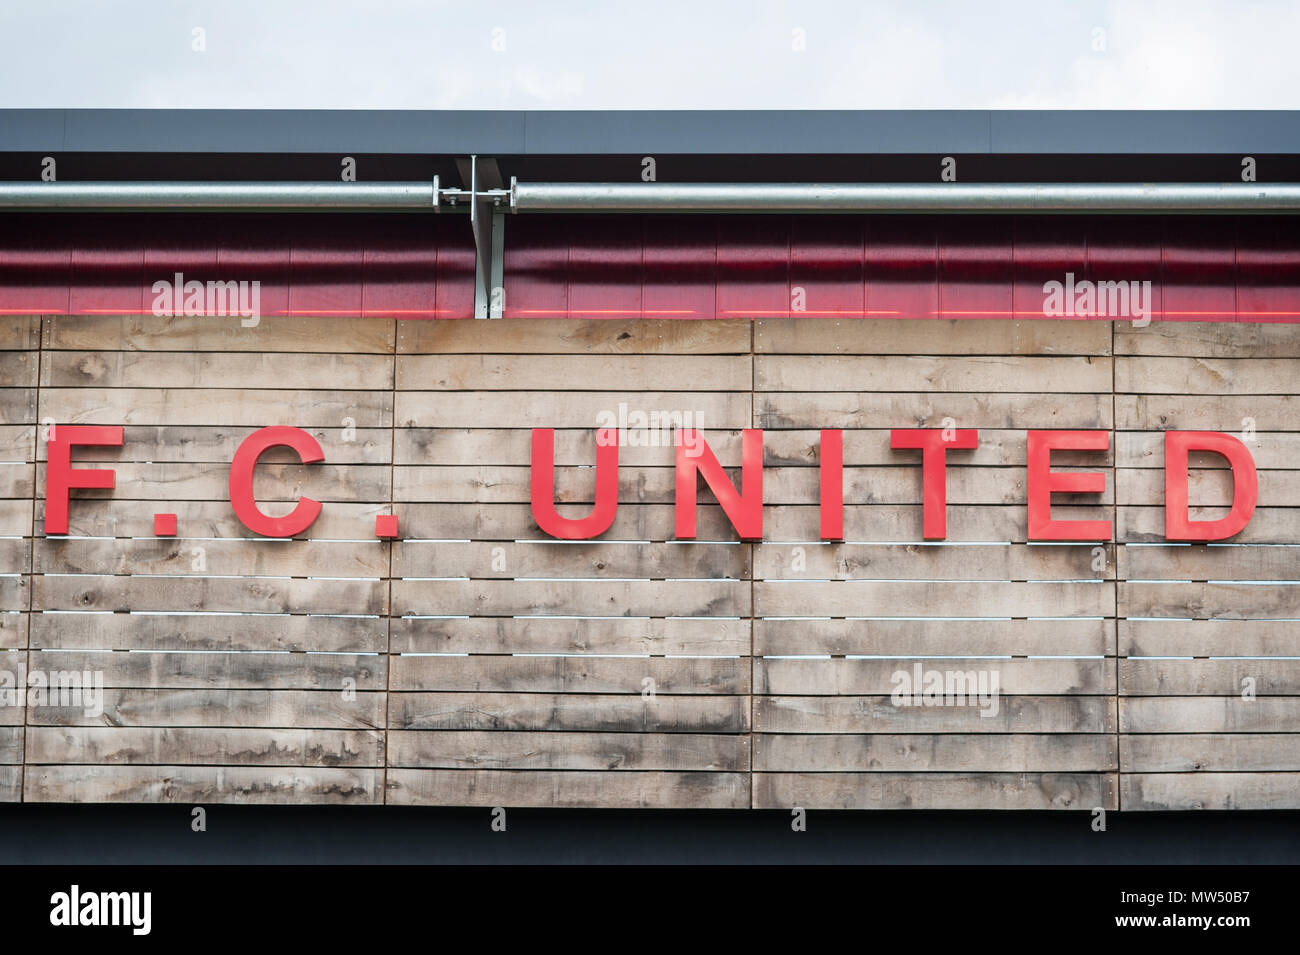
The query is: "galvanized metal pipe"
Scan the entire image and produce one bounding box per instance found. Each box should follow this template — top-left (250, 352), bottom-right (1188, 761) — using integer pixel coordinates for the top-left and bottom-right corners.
top-left (0, 181), bottom-right (444, 211)
top-left (2, 179), bottom-right (1300, 213)
top-left (511, 181), bottom-right (1300, 213)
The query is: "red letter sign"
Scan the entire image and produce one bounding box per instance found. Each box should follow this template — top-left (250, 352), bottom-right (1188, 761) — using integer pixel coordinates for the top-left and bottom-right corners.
top-left (890, 428), bottom-right (979, 540)
top-left (531, 428), bottom-right (619, 539)
top-left (1165, 431), bottom-right (1258, 540)
top-left (1027, 430), bottom-right (1111, 541)
top-left (676, 429), bottom-right (763, 540)
top-left (820, 429), bottom-right (844, 540)
top-left (229, 426), bottom-right (324, 538)
top-left (45, 425), bottom-right (123, 535)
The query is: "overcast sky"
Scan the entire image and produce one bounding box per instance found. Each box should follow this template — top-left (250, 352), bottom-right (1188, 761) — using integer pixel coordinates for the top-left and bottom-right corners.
top-left (1, 0), bottom-right (1297, 109)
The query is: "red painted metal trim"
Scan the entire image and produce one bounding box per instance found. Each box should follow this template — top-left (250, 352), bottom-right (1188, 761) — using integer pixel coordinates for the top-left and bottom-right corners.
top-left (2, 213), bottom-right (1297, 320)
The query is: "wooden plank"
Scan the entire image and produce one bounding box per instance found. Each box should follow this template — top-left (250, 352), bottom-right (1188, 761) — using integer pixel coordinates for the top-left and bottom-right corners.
top-left (0, 766), bottom-right (19, 802)
top-left (755, 317), bottom-right (1111, 356)
top-left (0, 726), bottom-right (22, 763)
top-left (1116, 394), bottom-right (1300, 431)
top-left (0, 389), bottom-right (36, 425)
top-left (390, 692), bottom-right (748, 732)
top-left (395, 540), bottom-right (750, 580)
top-left (26, 688), bottom-right (385, 728)
top-left (758, 392), bottom-right (1112, 429)
top-left (393, 463), bottom-right (1114, 506)
top-left (764, 428), bottom-right (1113, 467)
top-left (1120, 697), bottom-right (1300, 732)
top-left (1118, 468), bottom-right (1300, 507)
top-left (0, 498), bottom-right (32, 536)
top-left (0, 537), bottom-right (30, 573)
top-left (34, 576), bottom-right (387, 616)
top-left (1119, 543), bottom-right (1300, 581)
top-left (389, 730), bottom-right (747, 771)
top-left (1120, 619), bottom-right (1300, 657)
top-left (30, 612), bottom-right (384, 652)
top-left (1120, 659), bottom-right (1300, 695)
top-left (36, 462), bottom-right (392, 503)
top-left (398, 501), bottom-right (740, 542)
top-left (0, 424), bottom-right (35, 460)
top-left (0, 577), bottom-right (28, 615)
top-left (0, 351), bottom-right (37, 387)
top-left (397, 391), bottom-right (749, 428)
top-left (391, 655), bottom-right (748, 694)
top-left (1119, 581), bottom-right (1300, 619)
top-left (1118, 431), bottom-right (1296, 470)
top-left (387, 768), bottom-right (748, 808)
top-left (25, 765), bottom-right (383, 804)
top-left (755, 580), bottom-right (1114, 617)
top-left (754, 733), bottom-right (1116, 772)
top-left (27, 726), bottom-right (384, 766)
top-left (1120, 506), bottom-right (1300, 544)
top-left (1121, 734), bottom-right (1300, 772)
top-left (28, 650), bottom-right (386, 690)
top-left (36, 425), bottom-right (392, 464)
top-left (757, 658), bottom-right (1113, 695)
top-left (754, 772), bottom-right (1115, 809)
top-left (1115, 320), bottom-right (1300, 358)
top-left (756, 618), bottom-right (1114, 656)
top-left (0, 316), bottom-right (40, 351)
top-left (398, 318), bottom-right (751, 355)
top-left (755, 542), bottom-right (1113, 580)
top-left (397, 354), bottom-right (750, 391)
top-left (756, 355), bottom-right (1112, 393)
top-left (38, 388), bottom-right (393, 427)
top-left (44, 314), bottom-right (395, 353)
top-left (391, 616), bottom-right (749, 656)
top-left (0, 462), bottom-right (33, 498)
top-left (1116, 356), bottom-right (1300, 395)
top-left (42, 352), bottom-right (394, 390)
top-left (0, 613), bottom-right (27, 650)
top-left (755, 695), bottom-right (1116, 733)
top-left (393, 579), bottom-right (749, 617)
top-left (36, 538), bottom-right (390, 578)
top-left (0, 652), bottom-right (24, 725)
top-left (1120, 772), bottom-right (1300, 811)
top-left (38, 500), bottom-right (390, 540)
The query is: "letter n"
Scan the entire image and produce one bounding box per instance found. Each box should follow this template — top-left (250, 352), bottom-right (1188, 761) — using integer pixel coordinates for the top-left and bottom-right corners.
top-left (531, 428), bottom-right (618, 539)
top-left (676, 429), bottom-right (762, 540)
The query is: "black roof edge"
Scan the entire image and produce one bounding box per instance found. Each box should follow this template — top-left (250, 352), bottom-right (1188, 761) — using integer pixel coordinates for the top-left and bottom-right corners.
top-left (1, 109), bottom-right (1298, 155)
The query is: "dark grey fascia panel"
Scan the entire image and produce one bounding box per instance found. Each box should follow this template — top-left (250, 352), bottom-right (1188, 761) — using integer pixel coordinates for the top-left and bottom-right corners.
top-left (1, 108), bottom-right (1298, 154)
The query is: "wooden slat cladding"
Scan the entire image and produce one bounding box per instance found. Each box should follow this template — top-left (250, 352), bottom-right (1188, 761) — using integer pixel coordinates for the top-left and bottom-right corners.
top-left (752, 317), bottom-right (1117, 811)
top-left (7, 314), bottom-right (1296, 809)
top-left (389, 318), bottom-right (752, 808)
top-left (26, 315), bottom-right (391, 805)
top-left (0, 317), bottom-right (37, 802)
top-left (1115, 321), bottom-right (1300, 810)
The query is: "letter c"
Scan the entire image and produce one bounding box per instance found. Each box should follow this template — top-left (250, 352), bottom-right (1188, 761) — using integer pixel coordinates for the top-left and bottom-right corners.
top-left (229, 426), bottom-right (324, 537)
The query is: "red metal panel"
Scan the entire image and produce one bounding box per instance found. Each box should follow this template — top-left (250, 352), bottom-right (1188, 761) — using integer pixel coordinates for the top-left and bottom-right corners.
top-left (567, 215), bottom-right (642, 319)
top-left (642, 216), bottom-right (716, 319)
top-left (1085, 217), bottom-right (1164, 322)
top-left (865, 217), bottom-right (938, 320)
top-left (1162, 219), bottom-right (1235, 322)
top-left (0, 215), bottom-right (71, 314)
top-left (716, 216), bottom-right (789, 319)
top-left (938, 218), bottom-right (1013, 320)
top-left (790, 217), bottom-right (864, 317)
top-left (1236, 218), bottom-right (1300, 323)
top-left (69, 215), bottom-right (146, 315)
top-left (1012, 218), bottom-right (1088, 320)
top-left (502, 214), bottom-right (567, 319)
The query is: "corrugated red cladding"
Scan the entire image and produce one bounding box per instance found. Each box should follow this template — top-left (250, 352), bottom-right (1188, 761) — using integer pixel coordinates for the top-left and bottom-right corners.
top-left (1, 212), bottom-right (1298, 321)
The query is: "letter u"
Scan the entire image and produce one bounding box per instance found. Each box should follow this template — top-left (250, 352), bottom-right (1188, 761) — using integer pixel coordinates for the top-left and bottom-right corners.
top-left (530, 428), bottom-right (619, 539)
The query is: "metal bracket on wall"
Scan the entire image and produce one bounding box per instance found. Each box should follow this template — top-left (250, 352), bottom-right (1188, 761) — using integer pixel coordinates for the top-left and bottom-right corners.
top-left (456, 155), bottom-right (508, 318)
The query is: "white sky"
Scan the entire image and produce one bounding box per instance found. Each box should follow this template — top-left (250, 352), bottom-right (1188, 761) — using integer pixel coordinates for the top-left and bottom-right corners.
top-left (1, 0), bottom-right (1298, 109)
